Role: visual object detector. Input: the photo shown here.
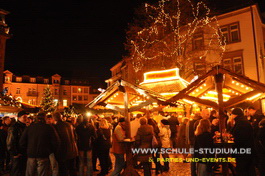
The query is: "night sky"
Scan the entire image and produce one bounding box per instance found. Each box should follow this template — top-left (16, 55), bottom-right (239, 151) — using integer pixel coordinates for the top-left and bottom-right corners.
top-left (1, 0), bottom-right (264, 87)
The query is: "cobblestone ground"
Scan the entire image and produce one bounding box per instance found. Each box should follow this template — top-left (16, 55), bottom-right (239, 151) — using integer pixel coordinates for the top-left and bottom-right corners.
top-left (93, 154), bottom-right (191, 176)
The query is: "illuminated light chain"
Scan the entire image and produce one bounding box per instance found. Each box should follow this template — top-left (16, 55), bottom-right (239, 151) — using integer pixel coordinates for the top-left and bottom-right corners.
top-left (128, 0), bottom-right (226, 77)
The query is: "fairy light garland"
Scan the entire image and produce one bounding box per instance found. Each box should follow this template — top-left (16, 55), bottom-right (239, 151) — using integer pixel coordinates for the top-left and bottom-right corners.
top-left (129, 0), bottom-right (226, 77)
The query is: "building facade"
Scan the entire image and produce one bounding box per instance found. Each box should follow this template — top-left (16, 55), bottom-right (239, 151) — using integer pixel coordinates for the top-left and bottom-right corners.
top-left (3, 70), bottom-right (99, 108)
top-left (106, 4), bottom-right (265, 86)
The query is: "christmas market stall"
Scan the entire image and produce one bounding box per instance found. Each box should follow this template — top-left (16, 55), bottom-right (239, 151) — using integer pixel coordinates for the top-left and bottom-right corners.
top-left (87, 79), bottom-right (175, 176)
top-left (166, 65), bottom-right (265, 135)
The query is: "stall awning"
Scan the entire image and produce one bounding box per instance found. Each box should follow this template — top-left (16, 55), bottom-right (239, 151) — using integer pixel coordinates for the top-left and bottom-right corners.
top-left (87, 79), bottom-right (177, 113)
top-left (166, 65), bottom-right (265, 108)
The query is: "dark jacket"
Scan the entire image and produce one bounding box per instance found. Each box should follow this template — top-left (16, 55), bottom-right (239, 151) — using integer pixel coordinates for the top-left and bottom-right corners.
top-left (194, 132), bottom-right (214, 160)
top-left (76, 122), bottom-right (96, 151)
top-left (168, 116), bottom-right (179, 137)
top-left (232, 116), bottom-right (254, 158)
top-left (19, 121), bottom-right (60, 158)
top-left (54, 121), bottom-right (78, 160)
top-left (250, 110), bottom-right (264, 138)
top-left (0, 129), bottom-right (7, 159)
top-left (135, 124), bottom-right (154, 162)
top-left (97, 128), bottom-right (111, 149)
top-left (6, 120), bottom-right (26, 156)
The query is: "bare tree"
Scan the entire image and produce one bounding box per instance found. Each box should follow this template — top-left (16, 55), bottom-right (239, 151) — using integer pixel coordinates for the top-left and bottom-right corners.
top-left (126, 0), bottom-right (225, 80)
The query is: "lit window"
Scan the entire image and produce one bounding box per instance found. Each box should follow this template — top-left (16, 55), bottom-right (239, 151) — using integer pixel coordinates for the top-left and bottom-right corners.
top-left (221, 22), bottom-right (240, 44)
top-left (65, 80), bottom-right (70, 85)
top-left (63, 100), bottom-right (67, 106)
top-left (78, 88), bottom-right (82, 93)
top-left (16, 77), bottom-right (22, 82)
top-left (5, 76), bottom-right (10, 82)
top-left (54, 99), bottom-right (58, 106)
top-left (72, 95), bottom-right (77, 101)
top-left (54, 89), bottom-right (58, 95)
top-left (193, 32), bottom-right (204, 50)
top-left (44, 79), bottom-right (49, 84)
top-left (16, 88), bottom-right (21, 94)
top-left (73, 87), bottom-right (77, 93)
top-left (84, 88), bottom-right (89, 93)
top-left (30, 78), bottom-right (36, 83)
top-left (194, 62), bottom-right (206, 75)
top-left (222, 57), bottom-right (243, 74)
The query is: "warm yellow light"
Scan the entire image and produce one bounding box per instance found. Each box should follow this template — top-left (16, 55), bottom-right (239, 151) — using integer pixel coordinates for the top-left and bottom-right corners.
top-left (247, 93), bottom-right (262, 101)
top-left (246, 87), bottom-right (249, 90)
top-left (140, 68), bottom-right (180, 84)
top-left (86, 112), bottom-right (92, 117)
top-left (183, 99), bottom-right (194, 104)
top-left (236, 83), bottom-right (239, 86)
top-left (232, 81), bottom-right (235, 84)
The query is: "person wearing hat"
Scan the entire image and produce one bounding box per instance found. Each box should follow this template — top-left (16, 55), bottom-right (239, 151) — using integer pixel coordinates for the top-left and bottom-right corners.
top-left (6, 110), bottom-right (28, 176)
top-left (230, 107), bottom-right (255, 176)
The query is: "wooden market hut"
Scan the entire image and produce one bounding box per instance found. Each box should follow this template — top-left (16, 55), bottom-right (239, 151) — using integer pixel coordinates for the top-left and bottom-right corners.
top-left (166, 65), bottom-right (265, 132)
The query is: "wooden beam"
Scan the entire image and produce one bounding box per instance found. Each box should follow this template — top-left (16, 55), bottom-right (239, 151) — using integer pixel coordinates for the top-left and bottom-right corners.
top-left (224, 90), bottom-right (262, 108)
top-left (182, 94), bottom-right (219, 109)
top-left (129, 99), bottom-right (155, 112)
top-left (167, 68), bottom-right (217, 103)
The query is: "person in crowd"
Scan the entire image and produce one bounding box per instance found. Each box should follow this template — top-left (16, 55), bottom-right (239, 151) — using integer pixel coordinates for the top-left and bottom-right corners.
top-left (194, 109), bottom-right (210, 128)
top-left (6, 110), bottom-right (28, 176)
top-left (211, 118), bottom-right (219, 135)
top-left (209, 110), bottom-right (218, 122)
top-left (147, 111), bottom-right (162, 175)
top-left (75, 116), bottom-right (96, 176)
top-left (187, 112), bottom-right (201, 176)
top-left (130, 114), bottom-right (141, 140)
top-left (1, 116), bottom-right (11, 171)
top-left (159, 119), bottom-right (171, 172)
top-left (19, 112), bottom-right (60, 176)
top-left (257, 119), bottom-right (265, 175)
top-left (176, 118), bottom-right (189, 159)
top-left (2, 116), bottom-right (11, 132)
top-left (194, 119), bottom-right (214, 176)
top-left (135, 117), bottom-right (154, 176)
top-left (53, 112), bottom-right (78, 176)
top-left (247, 106), bottom-right (264, 138)
top-left (0, 122), bottom-right (7, 174)
top-left (92, 117), bottom-right (100, 172)
top-left (168, 112), bottom-right (179, 148)
top-left (45, 114), bottom-right (60, 176)
top-left (247, 106), bottom-right (265, 174)
top-left (26, 116), bottom-right (33, 126)
top-left (110, 118), bottom-right (126, 176)
top-left (231, 108), bottom-right (256, 175)
top-left (97, 119), bottom-right (111, 176)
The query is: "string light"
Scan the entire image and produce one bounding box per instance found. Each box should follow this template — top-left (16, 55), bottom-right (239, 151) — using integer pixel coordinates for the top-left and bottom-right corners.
top-left (128, 0), bottom-right (226, 77)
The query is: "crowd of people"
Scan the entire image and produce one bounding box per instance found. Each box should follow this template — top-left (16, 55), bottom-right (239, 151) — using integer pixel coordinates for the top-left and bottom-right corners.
top-left (0, 106), bottom-right (264, 176)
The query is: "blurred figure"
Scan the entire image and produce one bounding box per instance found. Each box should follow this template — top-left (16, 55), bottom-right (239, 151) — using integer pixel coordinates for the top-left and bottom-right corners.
top-left (257, 119), bottom-right (265, 175)
top-left (186, 112), bottom-right (201, 176)
top-left (194, 119), bottom-right (214, 176)
top-left (45, 115), bottom-right (59, 176)
top-left (97, 119), bottom-right (111, 176)
top-left (110, 118), bottom-right (126, 176)
top-left (26, 116), bottom-right (33, 126)
top-left (53, 112), bottom-right (78, 176)
top-left (1, 116), bottom-right (11, 172)
top-left (130, 114), bottom-right (141, 140)
top-left (2, 116), bottom-right (11, 132)
top-left (0, 122), bottom-right (7, 174)
top-left (231, 108), bottom-right (255, 176)
top-left (135, 117), bottom-right (154, 176)
top-left (7, 110), bottom-right (28, 176)
top-left (176, 118), bottom-right (189, 159)
top-left (211, 118), bottom-right (219, 135)
top-left (20, 112), bottom-right (60, 176)
top-left (76, 117), bottom-right (96, 176)
top-left (209, 110), bottom-right (217, 122)
top-left (159, 119), bottom-right (171, 172)
top-left (168, 113), bottom-right (179, 148)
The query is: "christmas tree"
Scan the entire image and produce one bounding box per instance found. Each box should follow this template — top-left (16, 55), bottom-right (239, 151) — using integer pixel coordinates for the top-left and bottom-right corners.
top-left (40, 86), bottom-right (55, 113)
